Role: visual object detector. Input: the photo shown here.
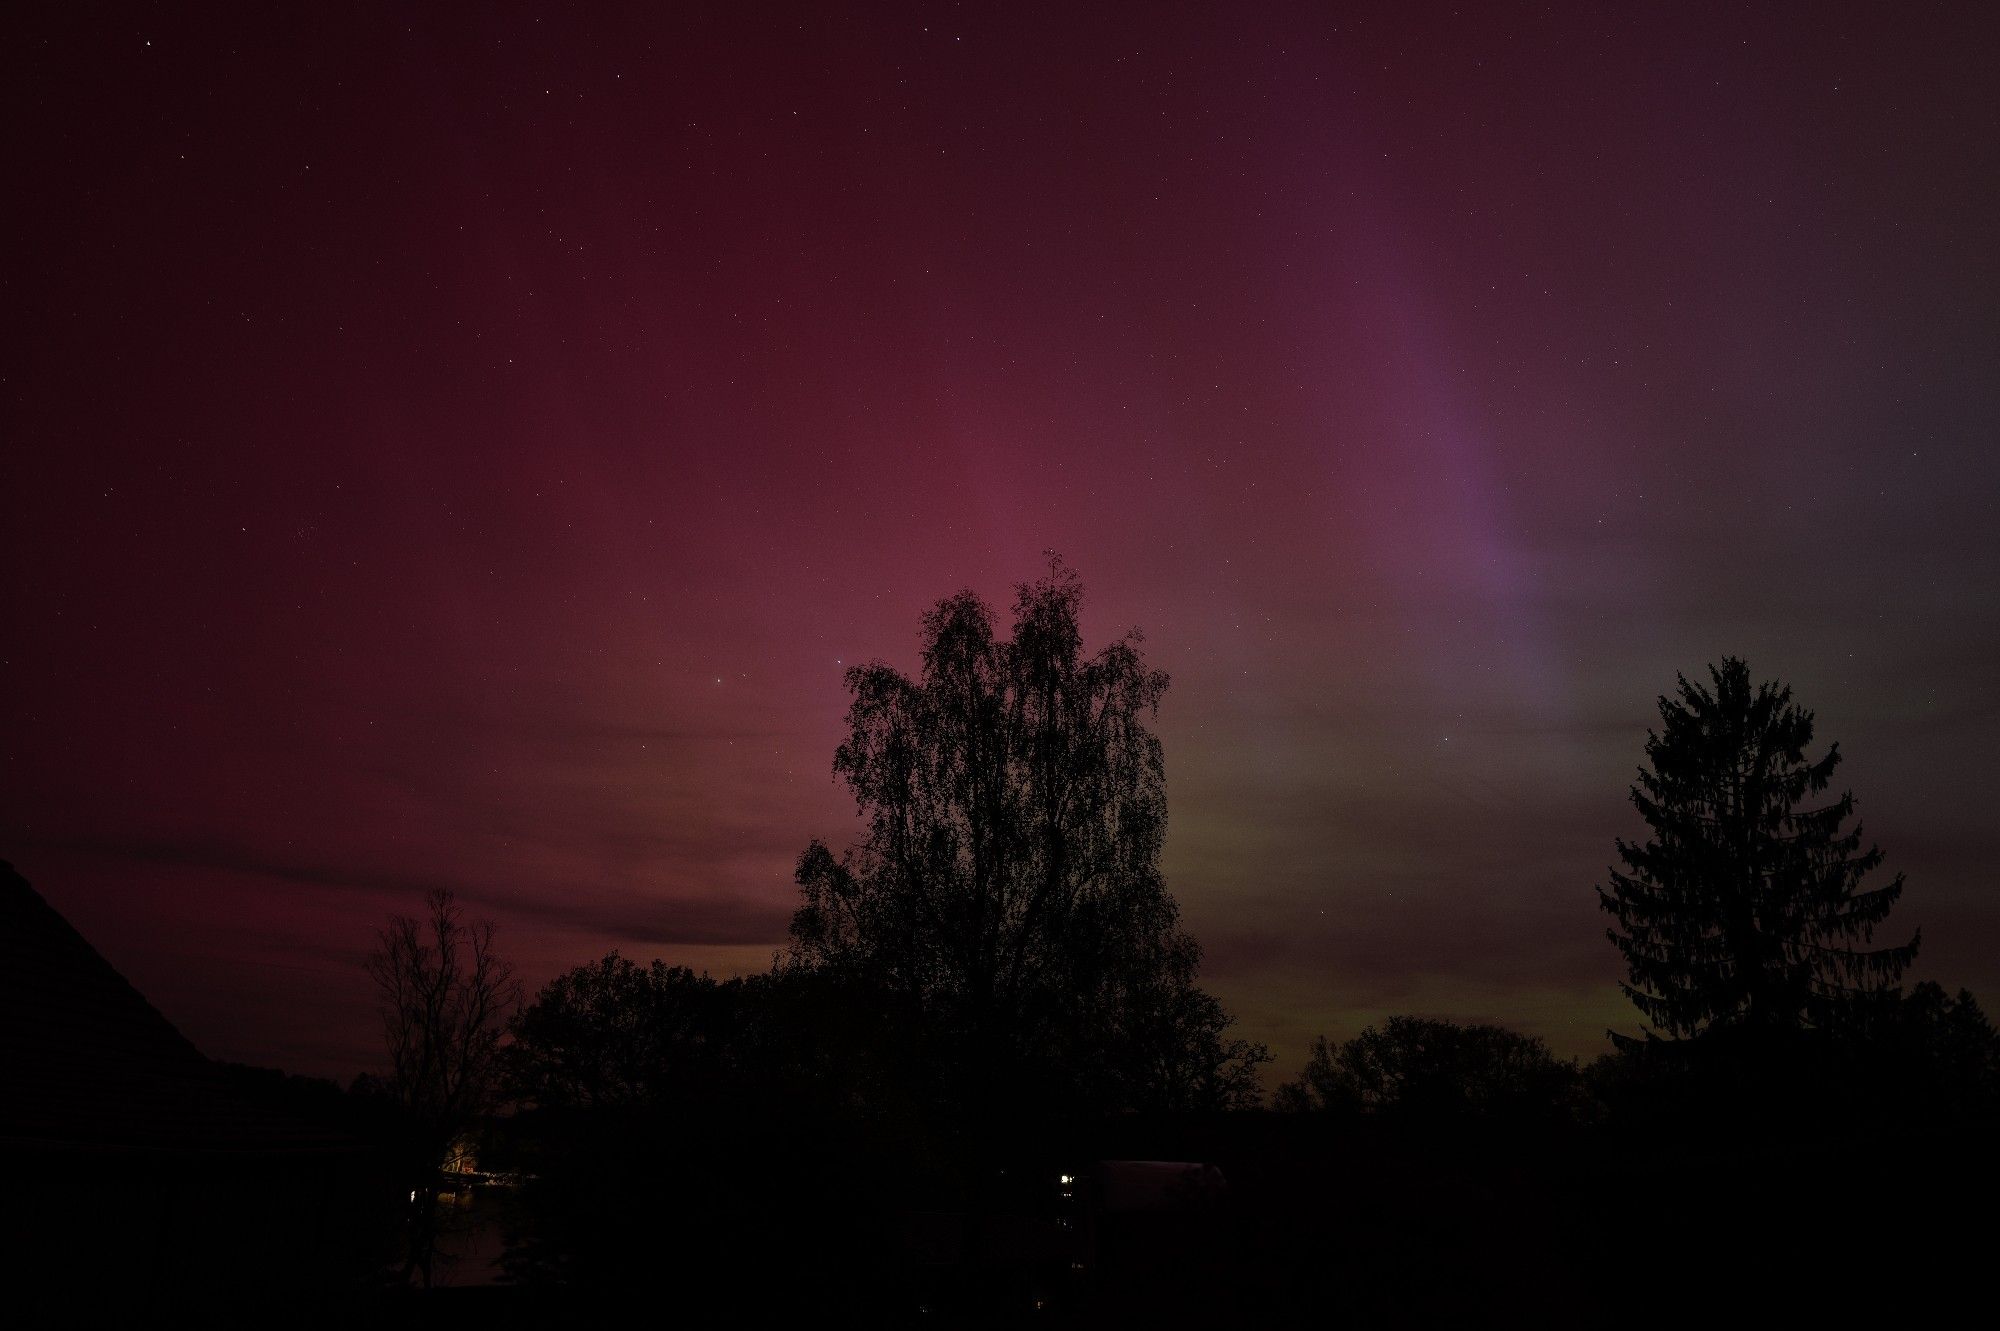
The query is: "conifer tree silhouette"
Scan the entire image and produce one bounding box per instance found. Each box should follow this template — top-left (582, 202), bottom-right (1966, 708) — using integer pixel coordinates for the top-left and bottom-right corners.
top-left (1599, 658), bottom-right (1917, 1042)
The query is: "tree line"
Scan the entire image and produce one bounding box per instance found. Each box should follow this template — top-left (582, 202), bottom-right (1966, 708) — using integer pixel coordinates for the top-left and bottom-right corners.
top-left (350, 561), bottom-right (1997, 1295)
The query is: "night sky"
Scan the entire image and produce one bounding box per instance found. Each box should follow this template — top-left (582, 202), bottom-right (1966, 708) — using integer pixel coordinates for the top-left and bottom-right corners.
top-left (5, 2), bottom-right (1997, 1082)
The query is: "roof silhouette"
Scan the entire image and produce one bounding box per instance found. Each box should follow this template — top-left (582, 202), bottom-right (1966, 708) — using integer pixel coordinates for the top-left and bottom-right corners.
top-left (0, 859), bottom-right (354, 1153)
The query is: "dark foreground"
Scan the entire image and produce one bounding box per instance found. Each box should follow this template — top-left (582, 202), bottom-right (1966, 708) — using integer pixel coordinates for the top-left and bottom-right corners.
top-left (16, 1106), bottom-right (1992, 1327)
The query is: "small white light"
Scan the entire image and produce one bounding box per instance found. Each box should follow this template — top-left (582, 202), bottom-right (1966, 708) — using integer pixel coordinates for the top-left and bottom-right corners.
top-left (1058, 1173), bottom-right (1074, 1186)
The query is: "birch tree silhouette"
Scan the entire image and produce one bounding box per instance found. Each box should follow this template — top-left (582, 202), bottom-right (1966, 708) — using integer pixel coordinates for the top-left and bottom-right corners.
top-left (789, 558), bottom-right (1265, 1116)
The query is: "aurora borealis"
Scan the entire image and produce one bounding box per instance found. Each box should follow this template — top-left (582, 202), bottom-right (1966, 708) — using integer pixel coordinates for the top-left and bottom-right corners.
top-left (4, 2), bottom-right (1997, 1082)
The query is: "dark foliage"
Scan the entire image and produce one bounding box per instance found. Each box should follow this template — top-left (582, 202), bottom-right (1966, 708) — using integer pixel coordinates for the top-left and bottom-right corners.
top-left (1599, 657), bottom-right (1918, 1042)
top-left (1858, 980), bottom-right (2000, 1119)
top-left (788, 557), bottom-right (1267, 1121)
top-left (497, 959), bottom-right (909, 1304)
top-left (502, 954), bottom-right (740, 1112)
top-left (1273, 1016), bottom-right (1585, 1124)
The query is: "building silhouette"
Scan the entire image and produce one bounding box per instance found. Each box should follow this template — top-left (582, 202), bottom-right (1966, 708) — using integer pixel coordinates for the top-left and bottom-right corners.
top-left (0, 860), bottom-right (384, 1302)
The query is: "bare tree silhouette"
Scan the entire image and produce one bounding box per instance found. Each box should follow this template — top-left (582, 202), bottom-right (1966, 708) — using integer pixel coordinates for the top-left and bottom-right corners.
top-left (365, 888), bottom-right (518, 1286)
